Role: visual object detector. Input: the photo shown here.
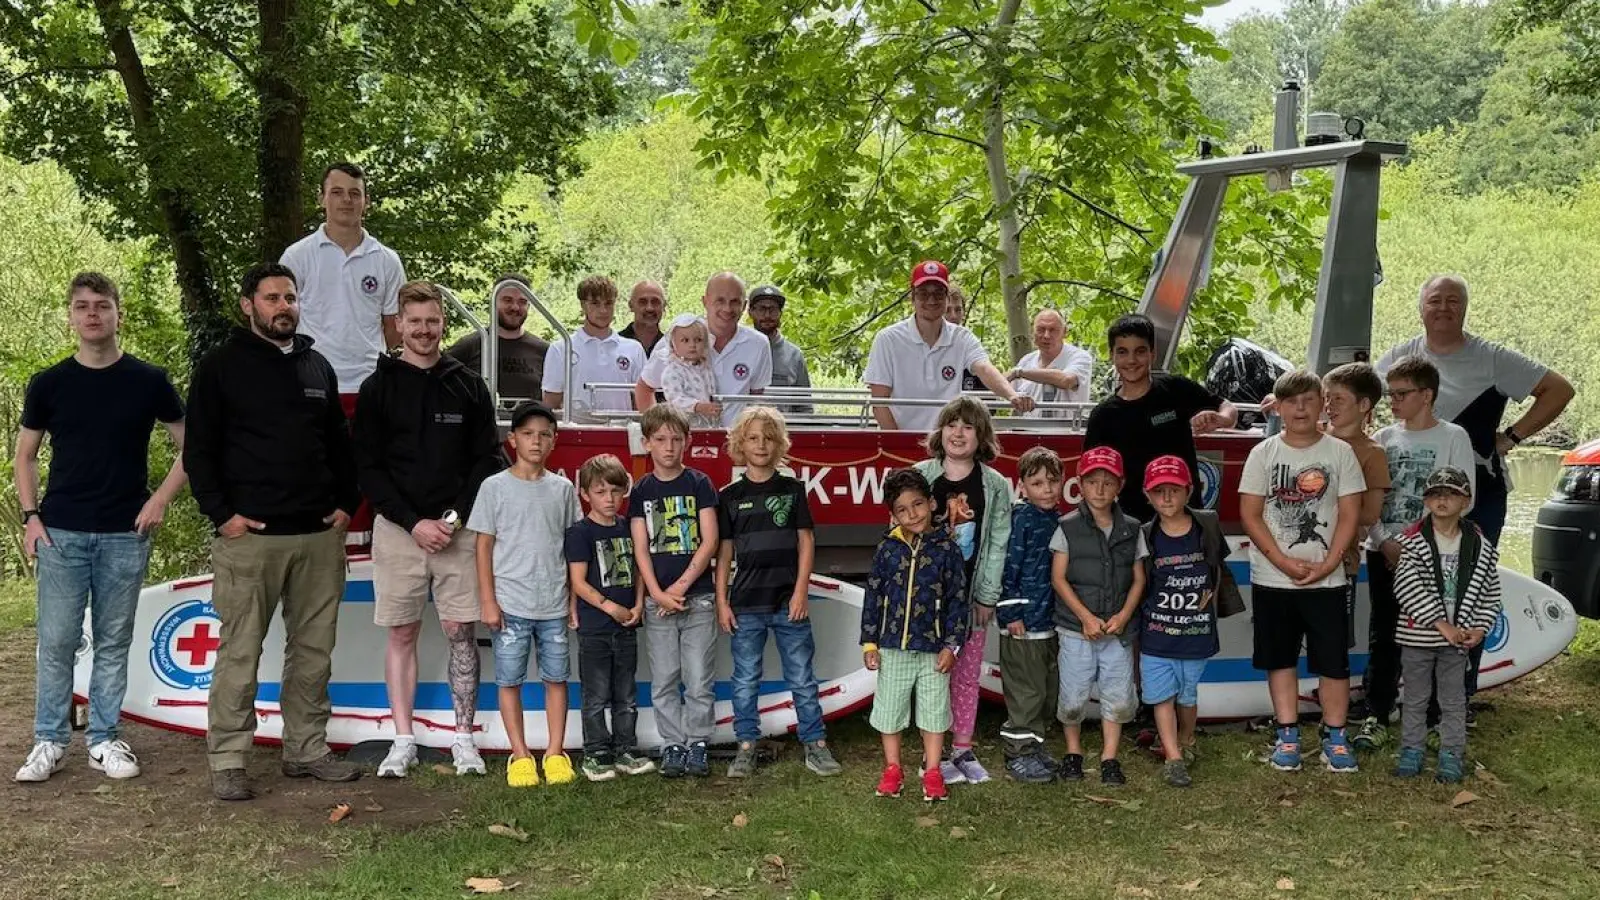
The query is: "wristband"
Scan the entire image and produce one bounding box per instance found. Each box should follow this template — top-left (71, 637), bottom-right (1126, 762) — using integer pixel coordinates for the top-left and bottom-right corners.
top-left (21, 509), bottom-right (40, 525)
top-left (1502, 426), bottom-right (1522, 446)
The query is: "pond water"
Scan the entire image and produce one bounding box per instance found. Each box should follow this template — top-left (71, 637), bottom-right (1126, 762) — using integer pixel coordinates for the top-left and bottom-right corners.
top-left (1502, 447), bottom-right (1567, 574)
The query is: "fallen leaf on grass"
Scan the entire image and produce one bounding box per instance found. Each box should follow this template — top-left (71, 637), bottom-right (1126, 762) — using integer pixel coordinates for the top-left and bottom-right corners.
top-left (364, 803), bottom-right (384, 813)
top-left (432, 763), bottom-right (454, 776)
top-left (328, 803), bottom-right (351, 824)
top-left (1117, 887), bottom-right (1155, 898)
top-left (764, 854), bottom-right (785, 870)
top-left (1178, 878), bottom-right (1203, 892)
top-left (465, 877), bottom-right (519, 894)
top-left (159, 876), bottom-right (181, 888)
top-left (488, 823), bottom-right (530, 842)
top-left (1332, 790), bottom-right (1357, 799)
top-left (1475, 768), bottom-right (1505, 787)
top-left (1083, 795), bottom-right (1141, 810)
top-left (1181, 823), bottom-right (1200, 831)
top-left (1450, 791), bottom-right (1481, 809)
top-left (1276, 877), bottom-right (1296, 891)
top-left (949, 826), bottom-right (969, 839)
top-left (1278, 798), bottom-right (1296, 808)
top-left (732, 813), bottom-right (749, 828)
top-left (915, 815), bottom-right (939, 828)
top-left (90, 784), bottom-right (116, 795)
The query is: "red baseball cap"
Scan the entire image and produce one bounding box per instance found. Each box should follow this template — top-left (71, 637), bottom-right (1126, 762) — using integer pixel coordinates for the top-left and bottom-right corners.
top-left (1078, 446), bottom-right (1125, 480)
top-left (1144, 455), bottom-right (1192, 491)
top-left (911, 260), bottom-right (950, 289)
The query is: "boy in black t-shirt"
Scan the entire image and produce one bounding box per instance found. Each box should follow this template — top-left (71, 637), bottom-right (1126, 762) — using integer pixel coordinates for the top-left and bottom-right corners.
top-left (716, 407), bottom-right (842, 779)
top-left (629, 404), bottom-right (721, 777)
top-left (1084, 314), bottom-right (1237, 521)
top-left (565, 454), bottom-right (656, 782)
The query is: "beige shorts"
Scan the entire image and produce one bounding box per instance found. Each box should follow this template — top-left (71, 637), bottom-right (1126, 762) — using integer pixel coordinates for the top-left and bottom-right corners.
top-left (371, 515), bottom-right (480, 626)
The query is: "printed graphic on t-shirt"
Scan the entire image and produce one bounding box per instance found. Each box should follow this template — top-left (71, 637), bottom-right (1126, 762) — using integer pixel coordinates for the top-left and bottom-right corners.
top-left (595, 536), bottom-right (635, 588)
top-left (764, 493), bottom-right (795, 527)
top-left (1267, 462), bottom-right (1332, 552)
top-left (1382, 445), bottom-right (1437, 527)
top-left (641, 495), bottom-right (700, 554)
top-left (945, 491), bottom-right (976, 561)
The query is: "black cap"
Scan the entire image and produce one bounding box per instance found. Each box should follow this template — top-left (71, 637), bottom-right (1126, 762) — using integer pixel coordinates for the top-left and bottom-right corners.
top-left (750, 284), bottom-right (786, 306)
top-left (510, 401), bottom-right (558, 431)
top-left (1423, 465), bottom-right (1471, 498)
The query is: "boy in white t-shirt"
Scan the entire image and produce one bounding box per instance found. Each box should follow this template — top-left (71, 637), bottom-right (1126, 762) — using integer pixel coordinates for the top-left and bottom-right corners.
top-left (1240, 370), bottom-right (1365, 775)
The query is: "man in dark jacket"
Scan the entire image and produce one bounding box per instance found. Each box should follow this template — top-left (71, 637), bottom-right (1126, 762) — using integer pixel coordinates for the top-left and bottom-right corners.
top-left (184, 262), bottom-right (361, 801)
top-left (355, 281), bottom-right (502, 779)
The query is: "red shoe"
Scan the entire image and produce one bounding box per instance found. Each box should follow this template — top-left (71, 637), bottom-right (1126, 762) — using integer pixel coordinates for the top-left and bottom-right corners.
top-left (875, 764), bottom-right (904, 798)
top-left (922, 764), bottom-right (948, 802)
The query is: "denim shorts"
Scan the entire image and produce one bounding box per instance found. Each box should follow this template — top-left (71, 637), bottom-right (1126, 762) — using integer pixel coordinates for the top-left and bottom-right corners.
top-left (1140, 655), bottom-right (1208, 707)
top-left (493, 613), bottom-right (570, 687)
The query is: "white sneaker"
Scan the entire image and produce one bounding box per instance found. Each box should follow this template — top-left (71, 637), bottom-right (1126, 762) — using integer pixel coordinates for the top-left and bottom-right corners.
top-left (451, 736), bottom-right (486, 776)
top-left (377, 739), bottom-right (417, 778)
top-left (88, 739), bottom-right (141, 779)
top-left (15, 742), bottom-right (67, 783)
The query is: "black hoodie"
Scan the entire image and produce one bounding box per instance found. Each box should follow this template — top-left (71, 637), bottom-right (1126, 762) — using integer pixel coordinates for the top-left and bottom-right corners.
top-left (184, 328), bottom-right (359, 534)
top-left (353, 353), bottom-right (503, 531)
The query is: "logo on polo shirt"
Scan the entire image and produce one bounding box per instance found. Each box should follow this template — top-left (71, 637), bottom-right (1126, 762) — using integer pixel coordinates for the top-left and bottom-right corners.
top-left (617, 356), bottom-right (631, 371)
top-left (733, 363), bottom-right (749, 380)
top-left (361, 275), bottom-right (379, 294)
top-left (941, 365), bottom-right (956, 381)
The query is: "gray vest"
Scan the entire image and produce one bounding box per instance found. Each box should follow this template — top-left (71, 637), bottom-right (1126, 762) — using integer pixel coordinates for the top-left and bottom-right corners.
top-left (1054, 505), bottom-right (1141, 635)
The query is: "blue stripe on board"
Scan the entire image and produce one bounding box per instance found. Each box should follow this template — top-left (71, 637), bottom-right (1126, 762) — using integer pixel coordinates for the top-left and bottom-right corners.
top-left (256, 679), bottom-right (797, 712)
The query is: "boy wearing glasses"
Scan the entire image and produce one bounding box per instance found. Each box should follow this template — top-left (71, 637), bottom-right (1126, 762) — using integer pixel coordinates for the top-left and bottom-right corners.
top-left (1355, 356), bottom-right (1475, 752)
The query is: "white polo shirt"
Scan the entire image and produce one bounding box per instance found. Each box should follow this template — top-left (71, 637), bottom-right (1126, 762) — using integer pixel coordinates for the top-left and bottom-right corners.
top-left (640, 324), bottom-right (773, 426)
top-left (542, 328), bottom-right (646, 415)
top-left (279, 226), bottom-right (405, 393)
top-left (863, 316), bottom-right (990, 433)
top-left (1013, 343), bottom-right (1095, 417)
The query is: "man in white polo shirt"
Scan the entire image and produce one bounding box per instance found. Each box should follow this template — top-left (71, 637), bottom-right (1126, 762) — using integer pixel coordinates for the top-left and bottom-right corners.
top-left (864, 261), bottom-right (1033, 432)
top-left (279, 162), bottom-right (406, 398)
top-left (1008, 308), bottom-right (1094, 419)
top-left (542, 275), bottom-right (646, 417)
top-left (634, 272), bottom-right (772, 427)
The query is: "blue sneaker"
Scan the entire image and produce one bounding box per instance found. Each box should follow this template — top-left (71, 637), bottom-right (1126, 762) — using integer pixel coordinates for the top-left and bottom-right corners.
top-left (685, 741), bottom-right (710, 777)
top-left (1321, 727), bottom-right (1359, 773)
top-left (1270, 725), bottom-right (1302, 772)
top-left (660, 744), bottom-right (687, 778)
top-left (1435, 749), bottom-right (1464, 784)
top-left (1394, 746), bottom-right (1425, 778)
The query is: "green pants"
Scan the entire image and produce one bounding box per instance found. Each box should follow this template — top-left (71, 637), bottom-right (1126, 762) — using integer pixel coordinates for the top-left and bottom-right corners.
top-left (870, 648), bottom-right (951, 734)
top-left (206, 530), bottom-right (346, 771)
top-left (999, 633), bottom-right (1059, 758)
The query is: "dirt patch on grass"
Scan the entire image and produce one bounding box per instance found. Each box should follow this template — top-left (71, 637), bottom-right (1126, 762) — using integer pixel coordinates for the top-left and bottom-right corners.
top-left (0, 627), bottom-right (468, 900)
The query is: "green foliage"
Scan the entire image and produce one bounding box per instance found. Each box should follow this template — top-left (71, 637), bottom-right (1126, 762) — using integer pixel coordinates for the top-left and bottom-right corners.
top-left (687, 0), bottom-right (1326, 366)
top-left (1, 0), bottom-right (616, 345)
top-left (1503, 0), bottom-right (1600, 97)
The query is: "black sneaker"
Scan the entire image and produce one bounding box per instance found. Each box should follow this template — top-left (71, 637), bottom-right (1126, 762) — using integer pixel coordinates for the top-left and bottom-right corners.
top-left (1099, 758), bottom-right (1126, 786)
top-left (685, 741), bottom-right (710, 777)
top-left (1004, 754), bottom-right (1056, 784)
top-left (1058, 753), bottom-right (1085, 782)
top-left (660, 744), bottom-right (687, 778)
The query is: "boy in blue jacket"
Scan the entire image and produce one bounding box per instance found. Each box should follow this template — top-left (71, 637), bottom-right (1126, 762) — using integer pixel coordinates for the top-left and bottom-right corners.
top-left (997, 447), bottom-right (1065, 784)
top-left (861, 468), bottom-right (969, 803)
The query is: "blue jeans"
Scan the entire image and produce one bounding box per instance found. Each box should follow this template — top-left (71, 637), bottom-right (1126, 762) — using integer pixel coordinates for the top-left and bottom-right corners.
top-left (492, 614), bottom-right (570, 687)
top-left (34, 529), bottom-right (150, 745)
top-left (730, 610), bottom-right (825, 744)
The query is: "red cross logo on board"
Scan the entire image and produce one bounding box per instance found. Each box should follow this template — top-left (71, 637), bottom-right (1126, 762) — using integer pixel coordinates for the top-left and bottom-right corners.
top-left (176, 622), bottom-right (221, 666)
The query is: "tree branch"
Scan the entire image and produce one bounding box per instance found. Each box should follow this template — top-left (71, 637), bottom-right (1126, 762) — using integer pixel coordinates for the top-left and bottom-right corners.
top-left (910, 123), bottom-right (988, 151)
top-left (1020, 278), bottom-right (1137, 304)
top-left (0, 64), bottom-right (116, 91)
top-left (1038, 175), bottom-right (1153, 245)
top-left (159, 1), bottom-right (253, 78)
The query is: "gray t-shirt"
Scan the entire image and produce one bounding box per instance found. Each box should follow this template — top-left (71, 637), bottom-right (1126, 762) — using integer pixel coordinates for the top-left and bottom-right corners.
top-left (466, 468), bottom-right (581, 619)
top-left (1370, 420), bottom-right (1477, 546)
top-left (447, 331), bottom-right (550, 402)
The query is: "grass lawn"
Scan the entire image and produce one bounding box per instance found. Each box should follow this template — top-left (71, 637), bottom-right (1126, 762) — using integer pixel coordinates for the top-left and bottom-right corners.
top-left (2, 584), bottom-right (1597, 899)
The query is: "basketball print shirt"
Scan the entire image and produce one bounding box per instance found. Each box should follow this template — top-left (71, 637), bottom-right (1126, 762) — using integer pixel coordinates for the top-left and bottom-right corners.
top-left (717, 474), bottom-right (815, 613)
top-left (629, 467), bottom-right (720, 596)
top-left (1239, 433), bottom-right (1365, 590)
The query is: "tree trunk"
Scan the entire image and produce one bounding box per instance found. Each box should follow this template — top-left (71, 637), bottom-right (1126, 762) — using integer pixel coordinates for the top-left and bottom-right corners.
top-left (92, 0), bottom-right (228, 365)
top-left (258, 0), bottom-right (305, 262)
top-left (982, 0), bottom-right (1028, 365)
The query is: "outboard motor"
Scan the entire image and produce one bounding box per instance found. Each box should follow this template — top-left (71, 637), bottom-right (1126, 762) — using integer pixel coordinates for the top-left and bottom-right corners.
top-left (1204, 337), bottom-right (1293, 429)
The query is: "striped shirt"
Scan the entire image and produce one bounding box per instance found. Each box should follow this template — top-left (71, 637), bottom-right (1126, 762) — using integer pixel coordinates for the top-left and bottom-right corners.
top-left (1392, 520), bottom-right (1501, 649)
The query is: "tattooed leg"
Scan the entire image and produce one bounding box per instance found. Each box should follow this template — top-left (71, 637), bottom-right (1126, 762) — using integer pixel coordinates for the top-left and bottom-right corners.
top-left (442, 621), bottom-right (480, 733)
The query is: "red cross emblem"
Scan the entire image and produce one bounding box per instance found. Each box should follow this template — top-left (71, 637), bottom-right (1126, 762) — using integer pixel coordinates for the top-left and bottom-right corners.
top-left (176, 622), bottom-right (221, 666)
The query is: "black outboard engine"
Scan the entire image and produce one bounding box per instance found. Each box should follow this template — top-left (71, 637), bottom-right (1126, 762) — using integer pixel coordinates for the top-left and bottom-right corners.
top-left (1204, 337), bottom-right (1293, 429)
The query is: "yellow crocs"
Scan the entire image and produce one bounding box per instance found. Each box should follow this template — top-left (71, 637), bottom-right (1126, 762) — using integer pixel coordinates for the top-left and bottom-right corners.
top-left (542, 753), bottom-right (577, 786)
top-left (506, 755), bottom-right (540, 788)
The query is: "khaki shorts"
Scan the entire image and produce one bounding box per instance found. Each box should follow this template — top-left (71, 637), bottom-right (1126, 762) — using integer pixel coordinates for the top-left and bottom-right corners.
top-left (371, 515), bottom-right (479, 626)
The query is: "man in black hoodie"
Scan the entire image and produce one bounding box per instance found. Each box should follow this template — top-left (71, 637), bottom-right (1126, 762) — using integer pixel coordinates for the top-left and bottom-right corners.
top-left (354, 281), bottom-right (502, 779)
top-left (185, 262), bottom-right (361, 801)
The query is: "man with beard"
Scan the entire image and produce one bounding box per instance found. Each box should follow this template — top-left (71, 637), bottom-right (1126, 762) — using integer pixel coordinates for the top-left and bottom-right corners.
top-left (747, 284), bottom-right (812, 415)
top-left (357, 282), bottom-right (501, 778)
top-left (279, 162), bottom-right (406, 400)
top-left (634, 273), bottom-right (773, 427)
top-left (184, 262), bottom-right (362, 801)
top-left (620, 280), bottom-right (666, 358)
top-left (446, 273), bottom-right (550, 402)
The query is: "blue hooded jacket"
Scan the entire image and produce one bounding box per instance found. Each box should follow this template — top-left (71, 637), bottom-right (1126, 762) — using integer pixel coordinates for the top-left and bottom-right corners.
top-left (997, 502), bottom-right (1061, 634)
top-left (860, 522), bottom-right (970, 653)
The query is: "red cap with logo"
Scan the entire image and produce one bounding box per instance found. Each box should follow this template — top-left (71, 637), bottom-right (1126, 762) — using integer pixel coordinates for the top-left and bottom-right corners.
top-left (1143, 455), bottom-right (1192, 491)
top-left (1078, 446), bottom-right (1125, 480)
top-left (911, 260), bottom-right (950, 289)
